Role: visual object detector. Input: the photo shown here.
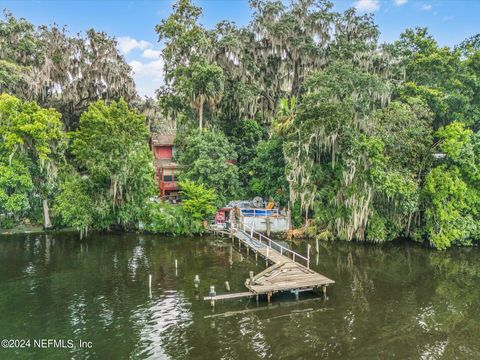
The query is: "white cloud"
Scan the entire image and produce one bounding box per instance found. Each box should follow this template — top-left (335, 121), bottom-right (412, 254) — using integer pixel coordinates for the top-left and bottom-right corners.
top-left (421, 4), bottom-right (432, 11)
top-left (354, 0), bottom-right (380, 12)
top-left (130, 59), bottom-right (164, 80)
top-left (129, 59), bottom-right (164, 97)
top-left (142, 49), bottom-right (162, 59)
top-left (394, 0), bottom-right (407, 5)
top-left (117, 36), bottom-right (151, 55)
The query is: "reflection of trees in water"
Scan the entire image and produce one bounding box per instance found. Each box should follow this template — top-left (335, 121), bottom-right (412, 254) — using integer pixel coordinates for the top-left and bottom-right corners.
top-left (2, 234), bottom-right (480, 358)
top-left (423, 250), bottom-right (480, 357)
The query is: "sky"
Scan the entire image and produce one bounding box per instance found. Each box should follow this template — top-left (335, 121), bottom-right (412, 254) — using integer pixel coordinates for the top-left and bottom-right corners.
top-left (1, 0), bottom-right (478, 98)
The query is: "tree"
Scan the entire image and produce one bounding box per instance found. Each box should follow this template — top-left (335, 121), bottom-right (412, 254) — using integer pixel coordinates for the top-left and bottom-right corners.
top-left (177, 130), bottom-right (240, 204)
top-left (283, 62), bottom-right (391, 238)
top-left (0, 12), bottom-right (138, 130)
top-left (67, 99), bottom-right (155, 231)
top-left (155, 0), bottom-right (224, 129)
top-left (0, 94), bottom-right (66, 228)
top-left (179, 179), bottom-right (217, 221)
top-left (53, 172), bottom-right (93, 238)
top-left (394, 27), bottom-right (479, 129)
top-left (174, 60), bottom-right (224, 129)
top-left (423, 122), bottom-right (480, 249)
top-left (248, 136), bottom-right (289, 203)
top-left (227, 119), bottom-right (265, 188)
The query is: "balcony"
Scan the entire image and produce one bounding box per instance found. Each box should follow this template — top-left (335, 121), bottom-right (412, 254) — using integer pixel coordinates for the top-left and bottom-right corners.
top-left (160, 181), bottom-right (179, 191)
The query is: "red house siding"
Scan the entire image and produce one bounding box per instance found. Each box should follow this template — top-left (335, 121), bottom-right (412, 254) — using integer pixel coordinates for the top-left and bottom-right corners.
top-left (155, 146), bottom-right (172, 160)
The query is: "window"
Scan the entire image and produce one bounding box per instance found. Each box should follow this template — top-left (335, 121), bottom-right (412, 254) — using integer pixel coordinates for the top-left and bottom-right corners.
top-left (163, 169), bottom-right (174, 182)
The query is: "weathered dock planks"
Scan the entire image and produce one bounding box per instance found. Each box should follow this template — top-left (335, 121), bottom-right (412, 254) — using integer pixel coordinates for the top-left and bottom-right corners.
top-left (206, 223), bottom-right (334, 304)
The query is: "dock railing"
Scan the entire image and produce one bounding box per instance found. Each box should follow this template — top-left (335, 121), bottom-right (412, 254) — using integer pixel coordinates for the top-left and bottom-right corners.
top-left (238, 222), bottom-right (310, 269)
top-left (240, 208), bottom-right (280, 217)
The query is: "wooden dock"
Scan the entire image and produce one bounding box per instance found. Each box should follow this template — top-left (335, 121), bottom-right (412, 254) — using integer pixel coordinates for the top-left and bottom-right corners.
top-left (206, 223), bottom-right (334, 304)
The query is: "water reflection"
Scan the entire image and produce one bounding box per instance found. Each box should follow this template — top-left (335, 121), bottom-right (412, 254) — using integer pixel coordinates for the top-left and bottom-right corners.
top-left (0, 233), bottom-right (479, 359)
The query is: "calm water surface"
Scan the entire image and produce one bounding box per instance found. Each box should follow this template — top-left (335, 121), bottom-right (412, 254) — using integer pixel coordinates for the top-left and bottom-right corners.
top-left (0, 232), bottom-right (479, 359)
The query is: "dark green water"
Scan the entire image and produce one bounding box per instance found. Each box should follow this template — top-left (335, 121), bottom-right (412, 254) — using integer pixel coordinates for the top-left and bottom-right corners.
top-left (0, 233), bottom-right (479, 359)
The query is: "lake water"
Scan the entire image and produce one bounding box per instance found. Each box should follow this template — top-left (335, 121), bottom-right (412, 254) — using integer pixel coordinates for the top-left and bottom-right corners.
top-left (0, 232), bottom-right (479, 359)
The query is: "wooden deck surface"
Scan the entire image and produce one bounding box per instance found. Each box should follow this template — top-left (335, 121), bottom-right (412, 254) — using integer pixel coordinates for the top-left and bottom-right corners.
top-left (207, 226), bottom-right (334, 302)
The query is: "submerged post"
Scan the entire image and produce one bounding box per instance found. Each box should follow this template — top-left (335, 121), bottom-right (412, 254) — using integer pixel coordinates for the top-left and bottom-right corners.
top-left (307, 244), bottom-right (311, 269)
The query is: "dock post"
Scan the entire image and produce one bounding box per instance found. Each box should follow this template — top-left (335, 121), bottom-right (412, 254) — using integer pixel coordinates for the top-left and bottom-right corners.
top-left (322, 285), bottom-right (327, 297)
top-left (267, 292), bottom-right (272, 304)
top-left (249, 271), bottom-right (254, 284)
top-left (225, 281), bottom-right (230, 292)
top-left (247, 246), bottom-right (249, 255)
top-left (255, 251), bottom-right (258, 262)
top-left (175, 259), bottom-right (178, 276)
top-left (148, 274), bottom-right (152, 298)
top-left (294, 289), bottom-right (299, 300)
top-left (210, 286), bottom-right (216, 307)
top-left (229, 246), bottom-right (233, 267)
top-left (316, 238), bottom-right (319, 253)
top-left (194, 275), bottom-right (200, 289)
top-left (266, 247), bottom-right (269, 267)
top-left (266, 217), bottom-right (271, 237)
top-left (287, 201), bottom-right (292, 230)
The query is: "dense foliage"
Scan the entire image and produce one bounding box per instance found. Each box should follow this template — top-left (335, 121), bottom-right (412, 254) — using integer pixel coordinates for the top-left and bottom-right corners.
top-left (2, 1), bottom-right (480, 249)
top-left (0, 94), bottom-right (65, 228)
top-left (154, 0), bottom-right (480, 249)
top-left (0, 11), bottom-right (137, 130)
top-left (176, 129), bottom-right (240, 203)
top-left (54, 99), bottom-right (155, 234)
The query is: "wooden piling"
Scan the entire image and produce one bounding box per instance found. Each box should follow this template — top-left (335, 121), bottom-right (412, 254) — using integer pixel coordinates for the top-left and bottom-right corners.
top-left (225, 281), bottom-right (230, 292)
top-left (210, 286), bottom-right (216, 307)
top-left (148, 274), bottom-right (152, 298)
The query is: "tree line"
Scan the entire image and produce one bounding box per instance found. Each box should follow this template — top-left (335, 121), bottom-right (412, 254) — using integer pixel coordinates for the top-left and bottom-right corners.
top-left (1, 1), bottom-right (480, 249)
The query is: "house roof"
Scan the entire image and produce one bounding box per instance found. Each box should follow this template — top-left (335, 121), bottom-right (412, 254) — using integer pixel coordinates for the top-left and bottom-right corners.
top-left (152, 134), bottom-right (175, 146)
top-left (154, 159), bottom-right (180, 169)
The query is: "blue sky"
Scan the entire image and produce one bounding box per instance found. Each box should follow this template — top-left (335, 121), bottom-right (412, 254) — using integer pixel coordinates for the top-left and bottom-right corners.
top-left (1, 0), bottom-right (478, 97)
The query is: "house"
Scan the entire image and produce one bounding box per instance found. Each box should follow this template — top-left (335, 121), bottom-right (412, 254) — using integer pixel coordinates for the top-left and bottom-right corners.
top-left (151, 133), bottom-right (181, 201)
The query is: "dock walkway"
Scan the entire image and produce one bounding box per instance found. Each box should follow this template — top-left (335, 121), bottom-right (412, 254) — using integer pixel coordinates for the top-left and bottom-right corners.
top-left (206, 223), bottom-right (334, 304)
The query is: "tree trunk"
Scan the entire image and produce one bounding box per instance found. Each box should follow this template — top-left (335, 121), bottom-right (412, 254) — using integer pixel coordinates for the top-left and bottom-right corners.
top-left (43, 199), bottom-right (52, 229)
top-left (198, 99), bottom-right (204, 129)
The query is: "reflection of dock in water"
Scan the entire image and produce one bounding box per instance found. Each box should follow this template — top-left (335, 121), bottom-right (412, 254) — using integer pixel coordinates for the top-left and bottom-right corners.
top-left (206, 223), bottom-right (334, 305)
top-left (204, 297), bottom-right (333, 319)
